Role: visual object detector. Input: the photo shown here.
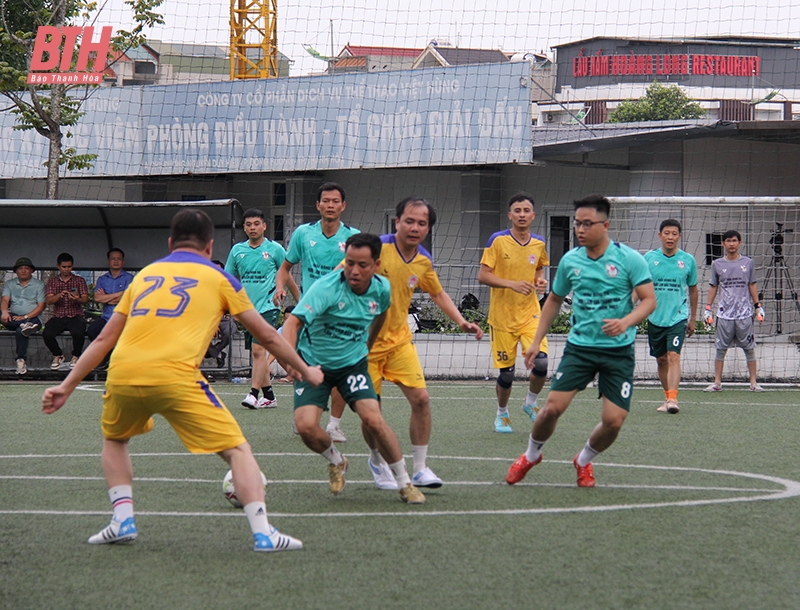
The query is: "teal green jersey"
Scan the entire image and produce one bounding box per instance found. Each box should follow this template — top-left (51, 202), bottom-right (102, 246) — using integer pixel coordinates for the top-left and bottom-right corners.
top-left (293, 270), bottom-right (391, 369)
top-left (644, 248), bottom-right (698, 327)
top-left (552, 241), bottom-right (652, 348)
top-left (285, 221), bottom-right (360, 293)
top-left (224, 239), bottom-right (286, 313)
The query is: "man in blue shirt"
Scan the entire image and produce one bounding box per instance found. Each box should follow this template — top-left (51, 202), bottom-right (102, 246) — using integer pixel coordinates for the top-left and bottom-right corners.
top-left (88, 248), bottom-right (134, 369)
top-left (507, 195), bottom-right (656, 488)
top-left (281, 233), bottom-right (425, 505)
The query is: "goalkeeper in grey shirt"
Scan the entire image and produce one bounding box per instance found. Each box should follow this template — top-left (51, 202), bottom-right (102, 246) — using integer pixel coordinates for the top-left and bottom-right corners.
top-left (703, 230), bottom-right (764, 392)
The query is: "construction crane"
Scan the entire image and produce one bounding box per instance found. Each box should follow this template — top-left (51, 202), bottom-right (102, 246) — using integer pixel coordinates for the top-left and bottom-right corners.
top-left (230, 0), bottom-right (278, 80)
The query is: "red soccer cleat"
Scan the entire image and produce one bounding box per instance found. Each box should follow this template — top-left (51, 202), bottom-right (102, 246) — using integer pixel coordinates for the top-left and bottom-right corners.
top-left (573, 454), bottom-right (596, 488)
top-left (506, 453), bottom-right (542, 485)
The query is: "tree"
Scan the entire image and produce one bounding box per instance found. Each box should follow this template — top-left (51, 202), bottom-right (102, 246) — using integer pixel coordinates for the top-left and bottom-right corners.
top-left (0, 0), bottom-right (163, 199)
top-left (608, 81), bottom-right (706, 123)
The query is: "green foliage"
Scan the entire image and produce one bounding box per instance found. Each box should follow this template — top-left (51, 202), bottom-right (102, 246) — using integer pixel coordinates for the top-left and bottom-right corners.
top-left (415, 300), bottom-right (489, 335)
top-left (608, 81), bottom-right (706, 123)
top-left (549, 311), bottom-right (571, 334)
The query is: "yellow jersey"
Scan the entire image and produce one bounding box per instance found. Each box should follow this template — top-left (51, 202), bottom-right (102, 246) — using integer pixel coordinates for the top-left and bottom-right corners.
top-left (108, 251), bottom-right (253, 386)
top-left (480, 229), bottom-right (549, 332)
top-left (372, 234), bottom-right (443, 353)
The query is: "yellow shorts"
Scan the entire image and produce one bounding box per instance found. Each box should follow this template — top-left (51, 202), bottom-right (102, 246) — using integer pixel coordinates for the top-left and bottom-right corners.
top-left (489, 324), bottom-right (549, 369)
top-left (368, 342), bottom-right (426, 395)
top-left (101, 381), bottom-right (247, 454)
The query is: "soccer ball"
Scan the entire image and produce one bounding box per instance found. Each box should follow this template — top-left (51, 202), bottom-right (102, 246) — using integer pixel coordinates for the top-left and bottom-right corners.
top-left (222, 469), bottom-right (268, 508)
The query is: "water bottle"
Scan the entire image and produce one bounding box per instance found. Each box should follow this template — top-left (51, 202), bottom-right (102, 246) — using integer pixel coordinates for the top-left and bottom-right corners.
top-left (231, 377), bottom-right (247, 383)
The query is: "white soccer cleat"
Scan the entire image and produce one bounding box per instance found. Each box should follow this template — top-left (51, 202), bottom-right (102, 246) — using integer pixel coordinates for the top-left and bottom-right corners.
top-left (241, 394), bottom-right (258, 409)
top-left (326, 425), bottom-right (347, 443)
top-left (256, 397), bottom-right (277, 408)
top-left (15, 358), bottom-right (27, 375)
top-left (368, 457), bottom-right (399, 490)
top-left (88, 517), bottom-right (138, 544)
top-left (253, 528), bottom-right (303, 552)
top-left (411, 467), bottom-right (443, 489)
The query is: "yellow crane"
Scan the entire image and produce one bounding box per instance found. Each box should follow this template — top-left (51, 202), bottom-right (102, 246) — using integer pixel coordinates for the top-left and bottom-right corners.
top-left (230, 0), bottom-right (278, 79)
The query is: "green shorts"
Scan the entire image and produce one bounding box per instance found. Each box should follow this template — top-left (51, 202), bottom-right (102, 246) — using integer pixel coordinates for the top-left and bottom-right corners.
top-left (244, 310), bottom-right (279, 349)
top-left (647, 321), bottom-right (687, 358)
top-left (293, 357), bottom-right (377, 411)
top-left (549, 342), bottom-right (636, 411)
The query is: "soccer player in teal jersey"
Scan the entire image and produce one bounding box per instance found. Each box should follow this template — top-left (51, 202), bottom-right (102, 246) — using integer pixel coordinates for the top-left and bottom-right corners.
top-left (274, 182), bottom-right (360, 442)
top-left (281, 233), bottom-right (426, 504)
top-left (644, 219), bottom-right (698, 414)
top-left (507, 194), bottom-right (656, 488)
top-left (225, 208), bottom-right (298, 410)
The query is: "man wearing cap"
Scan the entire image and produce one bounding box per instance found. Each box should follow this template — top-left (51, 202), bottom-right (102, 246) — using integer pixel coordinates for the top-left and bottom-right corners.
top-left (1, 257), bottom-right (46, 375)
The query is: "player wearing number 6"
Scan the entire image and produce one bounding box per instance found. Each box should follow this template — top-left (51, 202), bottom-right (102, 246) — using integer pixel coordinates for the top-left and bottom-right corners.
top-left (42, 209), bottom-right (323, 553)
top-left (644, 219), bottom-right (698, 414)
top-left (281, 233), bottom-right (427, 504)
top-left (506, 195), bottom-right (655, 488)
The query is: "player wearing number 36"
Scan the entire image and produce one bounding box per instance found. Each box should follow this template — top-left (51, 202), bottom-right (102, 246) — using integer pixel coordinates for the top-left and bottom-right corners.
top-left (42, 209), bottom-right (323, 553)
top-left (506, 195), bottom-right (655, 489)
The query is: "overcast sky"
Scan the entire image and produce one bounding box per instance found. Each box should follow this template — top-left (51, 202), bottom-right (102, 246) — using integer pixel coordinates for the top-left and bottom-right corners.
top-left (97, 0), bottom-right (800, 76)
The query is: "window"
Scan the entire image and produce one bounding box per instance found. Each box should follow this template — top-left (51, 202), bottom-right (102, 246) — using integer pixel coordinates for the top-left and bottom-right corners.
top-left (706, 233), bottom-right (723, 265)
top-left (273, 214), bottom-right (285, 242)
top-left (549, 216), bottom-right (572, 268)
top-left (272, 183), bottom-right (287, 207)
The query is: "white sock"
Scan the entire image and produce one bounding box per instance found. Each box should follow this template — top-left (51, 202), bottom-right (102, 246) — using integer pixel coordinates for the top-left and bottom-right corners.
top-left (577, 443), bottom-right (601, 467)
top-left (496, 405), bottom-right (509, 417)
top-left (243, 502), bottom-right (271, 536)
top-left (327, 416), bottom-right (341, 430)
top-left (388, 459), bottom-right (411, 488)
top-left (321, 444), bottom-right (343, 466)
top-left (369, 448), bottom-right (385, 466)
top-left (524, 390), bottom-right (539, 406)
top-left (411, 444), bottom-right (428, 474)
top-left (109, 485), bottom-right (133, 522)
top-left (525, 435), bottom-right (546, 462)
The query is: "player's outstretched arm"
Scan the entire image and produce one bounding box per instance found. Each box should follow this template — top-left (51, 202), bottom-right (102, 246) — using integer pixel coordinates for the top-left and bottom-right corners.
top-left (237, 309), bottom-right (322, 386)
top-left (430, 290), bottom-right (484, 340)
top-left (524, 292), bottom-right (563, 368)
top-left (42, 312), bottom-right (126, 414)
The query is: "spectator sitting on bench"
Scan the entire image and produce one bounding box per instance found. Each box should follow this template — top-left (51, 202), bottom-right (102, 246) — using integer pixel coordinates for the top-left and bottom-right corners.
top-left (1, 257), bottom-right (46, 375)
top-left (88, 248), bottom-right (134, 369)
top-left (44, 252), bottom-right (89, 370)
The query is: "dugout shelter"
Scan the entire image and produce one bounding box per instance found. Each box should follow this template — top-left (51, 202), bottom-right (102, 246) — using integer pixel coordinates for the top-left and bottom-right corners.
top-left (0, 199), bottom-right (243, 271)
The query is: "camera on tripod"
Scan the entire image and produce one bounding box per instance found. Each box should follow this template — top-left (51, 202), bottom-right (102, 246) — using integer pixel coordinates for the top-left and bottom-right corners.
top-left (769, 223), bottom-right (793, 256)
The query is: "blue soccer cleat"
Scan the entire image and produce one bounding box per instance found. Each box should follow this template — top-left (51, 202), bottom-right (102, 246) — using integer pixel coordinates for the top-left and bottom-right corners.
top-left (88, 517), bottom-right (138, 544)
top-left (254, 529), bottom-right (303, 552)
top-left (494, 414), bottom-right (513, 434)
top-left (522, 403), bottom-right (540, 422)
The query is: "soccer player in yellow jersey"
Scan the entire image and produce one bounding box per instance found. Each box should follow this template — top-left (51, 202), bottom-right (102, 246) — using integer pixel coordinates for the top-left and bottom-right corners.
top-left (478, 193), bottom-right (550, 434)
top-left (42, 209), bottom-right (323, 553)
top-left (367, 197), bottom-right (484, 490)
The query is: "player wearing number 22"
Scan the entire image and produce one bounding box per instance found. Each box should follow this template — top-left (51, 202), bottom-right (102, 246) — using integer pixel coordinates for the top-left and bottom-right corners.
top-left (506, 195), bottom-right (655, 488)
top-left (281, 233), bottom-right (427, 504)
top-left (42, 209), bottom-right (323, 553)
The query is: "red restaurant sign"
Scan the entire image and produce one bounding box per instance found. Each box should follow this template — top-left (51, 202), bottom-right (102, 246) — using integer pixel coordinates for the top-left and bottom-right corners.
top-left (573, 53), bottom-right (761, 78)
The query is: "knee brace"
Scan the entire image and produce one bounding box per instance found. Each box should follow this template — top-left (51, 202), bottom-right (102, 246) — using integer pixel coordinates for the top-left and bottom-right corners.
top-left (744, 348), bottom-right (756, 362)
top-left (497, 366), bottom-right (515, 389)
top-left (715, 349), bottom-right (727, 361)
top-left (532, 352), bottom-right (549, 378)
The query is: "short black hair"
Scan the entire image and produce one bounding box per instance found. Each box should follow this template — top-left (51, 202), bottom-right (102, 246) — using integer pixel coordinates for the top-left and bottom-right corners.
top-left (170, 209), bottom-right (214, 250)
top-left (659, 219), bottom-right (682, 233)
top-left (573, 194), bottom-right (610, 217)
top-left (317, 182), bottom-right (346, 202)
top-left (243, 208), bottom-right (265, 221)
top-left (56, 252), bottom-right (73, 265)
top-left (395, 197), bottom-right (437, 228)
top-left (107, 248), bottom-right (125, 259)
top-left (723, 229), bottom-right (742, 241)
top-left (508, 192), bottom-right (534, 208)
top-left (345, 233), bottom-right (382, 261)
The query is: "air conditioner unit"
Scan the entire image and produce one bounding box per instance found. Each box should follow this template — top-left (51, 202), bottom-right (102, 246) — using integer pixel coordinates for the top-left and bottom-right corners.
top-left (546, 113), bottom-right (555, 123)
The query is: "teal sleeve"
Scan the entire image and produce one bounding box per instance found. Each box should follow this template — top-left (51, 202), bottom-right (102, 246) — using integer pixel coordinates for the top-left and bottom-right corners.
top-left (224, 250), bottom-right (237, 278)
top-left (688, 257), bottom-right (698, 287)
top-left (630, 250), bottom-right (652, 286)
top-left (551, 261), bottom-right (571, 298)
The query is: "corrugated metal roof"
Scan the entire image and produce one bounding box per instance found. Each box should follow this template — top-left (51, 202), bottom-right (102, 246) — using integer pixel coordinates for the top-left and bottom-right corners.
top-left (343, 45), bottom-right (421, 58)
top-left (437, 48), bottom-right (510, 65)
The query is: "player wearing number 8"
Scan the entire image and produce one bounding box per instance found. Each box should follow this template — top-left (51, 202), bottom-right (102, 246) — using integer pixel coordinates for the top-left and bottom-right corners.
top-left (281, 233), bottom-right (426, 504)
top-left (506, 195), bottom-right (655, 488)
top-left (644, 219), bottom-right (698, 414)
top-left (41, 209), bottom-right (323, 553)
